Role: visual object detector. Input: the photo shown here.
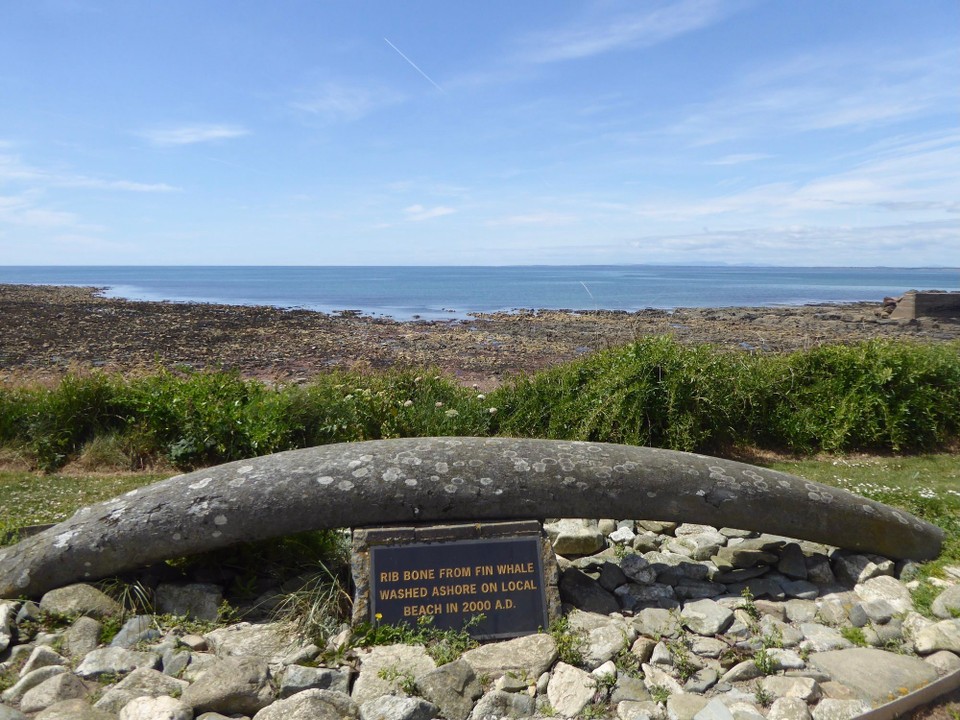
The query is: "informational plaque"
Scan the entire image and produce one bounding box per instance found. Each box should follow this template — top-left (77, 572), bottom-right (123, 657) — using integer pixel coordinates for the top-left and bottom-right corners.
top-left (370, 536), bottom-right (548, 639)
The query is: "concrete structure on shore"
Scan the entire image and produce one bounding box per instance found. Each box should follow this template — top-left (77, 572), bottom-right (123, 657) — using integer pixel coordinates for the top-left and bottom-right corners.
top-left (886, 290), bottom-right (960, 320)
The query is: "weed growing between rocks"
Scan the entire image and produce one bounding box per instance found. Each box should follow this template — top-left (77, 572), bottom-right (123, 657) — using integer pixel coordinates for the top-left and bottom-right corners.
top-left (353, 613), bottom-right (483, 665)
top-left (548, 614), bottom-right (587, 666)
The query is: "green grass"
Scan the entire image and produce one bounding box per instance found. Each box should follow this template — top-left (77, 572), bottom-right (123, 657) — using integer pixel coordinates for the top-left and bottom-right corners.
top-left (767, 454), bottom-right (960, 610)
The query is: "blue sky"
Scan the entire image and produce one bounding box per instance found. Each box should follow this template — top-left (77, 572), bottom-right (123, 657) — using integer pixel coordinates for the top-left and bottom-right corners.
top-left (1, 0), bottom-right (957, 266)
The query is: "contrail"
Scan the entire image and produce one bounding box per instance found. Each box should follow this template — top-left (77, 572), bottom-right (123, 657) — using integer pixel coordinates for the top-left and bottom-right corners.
top-left (384, 37), bottom-right (443, 91)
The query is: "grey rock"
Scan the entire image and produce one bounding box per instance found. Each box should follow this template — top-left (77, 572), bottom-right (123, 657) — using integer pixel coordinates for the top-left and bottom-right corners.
top-left (0, 705), bottom-right (26, 720)
top-left (781, 580), bottom-right (819, 600)
top-left (93, 667), bottom-right (189, 714)
top-left (161, 646), bottom-right (193, 678)
top-left (75, 647), bottom-right (161, 679)
top-left (664, 533), bottom-right (724, 562)
top-left (20, 673), bottom-right (88, 714)
top-left (714, 547), bottom-right (778, 570)
top-left (359, 695), bottom-right (438, 720)
top-left (805, 555), bottom-right (836, 585)
top-left (811, 698), bottom-right (872, 720)
top-left (681, 599), bottom-right (734, 636)
top-left (646, 552), bottom-right (712, 584)
top-left (180, 656), bottom-right (274, 715)
top-left (778, 544), bottom-right (808, 580)
top-left (0, 439), bottom-right (942, 599)
top-left (759, 616), bottom-right (803, 648)
top-left (600, 561), bottom-right (631, 591)
top-left (711, 567), bottom-right (769, 584)
top-left (204, 621), bottom-right (309, 667)
top-left (727, 577), bottom-right (786, 601)
top-left (416, 659), bottom-right (482, 720)
top-left (631, 637), bottom-right (657, 664)
top-left (832, 553), bottom-right (893, 586)
top-left (784, 599), bottom-right (818, 624)
top-left (689, 637), bottom-right (727, 658)
top-left (468, 689), bottom-right (534, 719)
top-left (760, 676), bottom-right (821, 702)
top-left (611, 526), bottom-right (638, 544)
top-left (861, 599), bottom-right (895, 624)
top-left (179, 652), bottom-right (218, 683)
top-left (914, 618), bottom-right (960, 654)
top-left (634, 532), bottom-right (663, 553)
top-left (155, 582), bottom-right (223, 622)
top-left (546, 518), bottom-right (606, 556)
top-left (34, 699), bottom-right (113, 720)
top-left (20, 646), bottom-right (68, 677)
top-left (925, 650), bottom-right (960, 675)
top-left (691, 697), bottom-right (733, 720)
top-left (547, 661), bottom-right (595, 717)
top-left (351, 644), bottom-right (436, 705)
top-left (119, 696), bottom-right (192, 720)
top-left (62, 617), bottom-right (102, 660)
top-left (767, 697), bottom-right (812, 720)
top-left (684, 668), bottom-right (718, 694)
top-left (809, 648), bottom-right (939, 704)
top-left (622, 555), bottom-right (659, 585)
top-left (642, 663), bottom-right (683, 694)
top-left (855, 575), bottom-right (914, 614)
top-left (667, 692), bottom-right (709, 720)
top-left (39, 584), bottom-right (121, 619)
top-left (718, 660), bottom-right (762, 684)
top-left (612, 675), bottom-right (651, 703)
top-left (252, 689), bottom-right (358, 720)
top-left (568, 610), bottom-right (637, 669)
top-left (280, 664), bottom-right (349, 698)
top-left (1, 667), bottom-right (68, 705)
top-left (461, 632), bottom-right (556, 682)
top-left (816, 594), bottom-right (855, 627)
top-left (633, 608), bottom-right (682, 639)
top-left (675, 524), bottom-right (719, 537)
top-left (0, 602), bottom-right (15, 654)
top-left (110, 615), bottom-right (160, 649)
top-left (767, 649), bottom-right (805, 670)
top-left (618, 700), bottom-right (662, 720)
top-left (931, 584), bottom-right (960, 619)
top-left (616, 582), bottom-right (678, 611)
top-left (676, 579), bottom-right (725, 600)
top-left (560, 567), bottom-right (621, 614)
top-left (799, 623), bottom-right (853, 653)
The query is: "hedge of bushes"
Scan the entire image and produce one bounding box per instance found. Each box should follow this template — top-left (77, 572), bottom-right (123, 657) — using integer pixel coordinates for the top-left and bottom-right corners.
top-left (2, 338), bottom-right (958, 471)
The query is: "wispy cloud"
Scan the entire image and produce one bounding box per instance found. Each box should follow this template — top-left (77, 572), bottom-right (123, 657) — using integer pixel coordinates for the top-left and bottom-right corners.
top-left (487, 212), bottom-right (577, 227)
top-left (139, 124), bottom-right (249, 146)
top-left (705, 153), bottom-right (772, 166)
top-left (519, 0), bottom-right (741, 64)
top-left (403, 204), bottom-right (456, 221)
top-left (672, 47), bottom-right (958, 146)
top-left (291, 81), bottom-right (403, 123)
top-left (0, 150), bottom-right (177, 192)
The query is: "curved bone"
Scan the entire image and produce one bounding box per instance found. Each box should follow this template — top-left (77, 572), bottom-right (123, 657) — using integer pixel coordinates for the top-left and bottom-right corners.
top-left (0, 438), bottom-right (943, 598)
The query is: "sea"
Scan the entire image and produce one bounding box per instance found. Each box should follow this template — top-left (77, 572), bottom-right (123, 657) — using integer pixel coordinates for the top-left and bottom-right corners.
top-left (1, 266), bottom-right (957, 321)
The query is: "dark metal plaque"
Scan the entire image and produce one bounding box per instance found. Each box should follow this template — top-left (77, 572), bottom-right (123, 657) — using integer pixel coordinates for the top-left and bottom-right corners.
top-left (370, 536), bottom-right (547, 639)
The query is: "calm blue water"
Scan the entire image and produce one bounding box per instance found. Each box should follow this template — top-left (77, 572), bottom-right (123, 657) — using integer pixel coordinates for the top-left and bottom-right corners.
top-left (1, 266), bottom-right (957, 320)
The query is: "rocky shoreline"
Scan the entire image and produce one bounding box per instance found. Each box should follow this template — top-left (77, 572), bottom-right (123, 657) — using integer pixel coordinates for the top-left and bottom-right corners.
top-left (1, 519), bottom-right (959, 719)
top-left (2, 284), bottom-right (959, 388)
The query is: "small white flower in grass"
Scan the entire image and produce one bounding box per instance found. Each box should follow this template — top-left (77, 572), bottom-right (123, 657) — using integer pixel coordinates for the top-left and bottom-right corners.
top-left (344, 394), bottom-right (353, 401)
top-left (414, 376), bottom-right (422, 383)
top-left (488, 407), bottom-right (498, 414)
top-left (435, 401), bottom-right (444, 408)
top-left (403, 400), bottom-right (414, 407)
top-left (476, 394), bottom-right (486, 400)
top-left (445, 409), bottom-right (459, 418)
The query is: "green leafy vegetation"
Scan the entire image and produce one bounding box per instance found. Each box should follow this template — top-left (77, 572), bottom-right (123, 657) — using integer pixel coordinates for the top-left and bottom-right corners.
top-left (353, 613), bottom-right (483, 665)
top-left (1, 339), bottom-right (958, 471)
